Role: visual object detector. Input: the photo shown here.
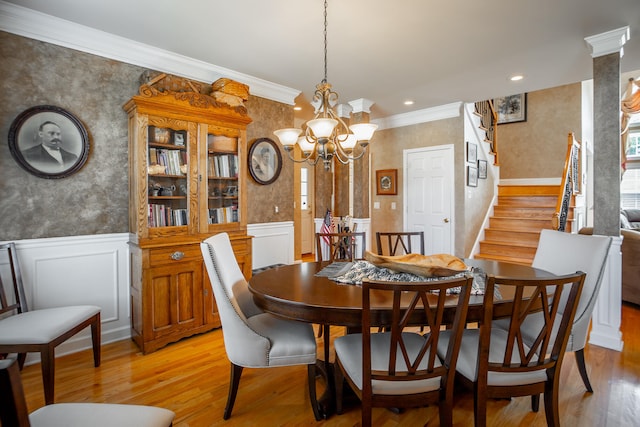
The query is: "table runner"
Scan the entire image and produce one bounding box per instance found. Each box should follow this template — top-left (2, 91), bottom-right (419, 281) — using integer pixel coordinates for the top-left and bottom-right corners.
top-left (316, 260), bottom-right (485, 295)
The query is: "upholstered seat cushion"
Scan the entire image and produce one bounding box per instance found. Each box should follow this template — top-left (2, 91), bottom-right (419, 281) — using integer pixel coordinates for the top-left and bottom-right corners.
top-left (437, 329), bottom-right (546, 387)
top-left (334, 331), bottom-right (442, 395)
top-left (246, 313), bottom-right (317, 367)
top-left (0, 305), bottom-right (100, 344)
top-left (29, 403), bottom-right (175, 427)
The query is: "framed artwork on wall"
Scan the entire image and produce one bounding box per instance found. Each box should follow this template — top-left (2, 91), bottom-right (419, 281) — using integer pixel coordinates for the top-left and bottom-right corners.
top-left (467, 166), bottom-right (478, 187)
top-left (467, 141), bottom-right (477, 163)
top-left (8, 105), bottom-right (89, 179)
top-left (248, 137), bottom-right (282, 185)
top-left (376, 169), bottom-right (397, 195)
top-left (478, 159), bottom-right (488, 179)
top-left (493, 93), bottom-right (527, 124)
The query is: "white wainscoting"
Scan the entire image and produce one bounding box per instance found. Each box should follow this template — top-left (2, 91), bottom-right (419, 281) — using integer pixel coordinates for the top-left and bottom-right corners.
top-left (1, 233), bottom-right (132, 363)
top-left (248, 222), bottom-right (295, 269)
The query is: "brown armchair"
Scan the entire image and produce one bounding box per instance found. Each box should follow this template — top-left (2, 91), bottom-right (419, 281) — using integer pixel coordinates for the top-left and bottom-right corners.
top-left (579, 227), bottom-right (640, 306)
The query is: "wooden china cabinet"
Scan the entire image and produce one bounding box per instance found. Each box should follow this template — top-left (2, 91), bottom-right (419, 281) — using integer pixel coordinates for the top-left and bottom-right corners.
top-left (124, 73), bottom-right (253, 354)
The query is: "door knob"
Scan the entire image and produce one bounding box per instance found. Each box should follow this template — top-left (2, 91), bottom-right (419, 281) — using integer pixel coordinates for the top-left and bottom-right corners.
top-left (443, 218), bottom-right (450, 223)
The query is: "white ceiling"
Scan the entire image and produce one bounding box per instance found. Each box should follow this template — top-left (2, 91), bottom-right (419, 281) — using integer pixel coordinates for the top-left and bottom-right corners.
top-left (3, 0), bottom-right (640, 120)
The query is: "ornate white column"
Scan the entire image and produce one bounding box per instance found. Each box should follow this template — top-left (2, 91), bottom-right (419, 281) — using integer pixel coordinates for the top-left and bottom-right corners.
top-left (584, 26), bottom-right (630, 351)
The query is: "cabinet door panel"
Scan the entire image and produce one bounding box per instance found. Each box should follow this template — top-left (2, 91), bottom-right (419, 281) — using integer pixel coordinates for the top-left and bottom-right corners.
top-left (146, 262), bottom-right (203, 340)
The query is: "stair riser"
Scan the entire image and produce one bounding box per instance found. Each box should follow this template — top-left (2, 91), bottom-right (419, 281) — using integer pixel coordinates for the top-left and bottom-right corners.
top-left (479, 242), bottom-right (537, 259)
top-left (493, 206), bottom-right (556, 219)
top-left (498, 196), bottom-right (557, 207)
top-left (474, 253), bottom-right (532, 266)
top-left (484, 229), bottom-right (541, 245)
top-left (498, 185), bottom-right (560, 196)
top-left (489, 218), bottom-right (553, 232)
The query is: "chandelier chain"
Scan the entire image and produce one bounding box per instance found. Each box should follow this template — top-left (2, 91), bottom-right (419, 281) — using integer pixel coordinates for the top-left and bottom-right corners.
top-left (323, 0), bottom-right (328, 84)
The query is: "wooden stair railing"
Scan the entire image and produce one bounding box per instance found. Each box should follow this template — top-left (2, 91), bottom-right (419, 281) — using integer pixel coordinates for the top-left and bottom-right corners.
top-left (552, 132), bottom-right (581, 231)
top-left (474, 100), bottom-right (499, 165)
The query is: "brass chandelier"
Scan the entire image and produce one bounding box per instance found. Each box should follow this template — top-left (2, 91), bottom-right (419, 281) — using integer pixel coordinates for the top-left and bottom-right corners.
top-left (273, 0), bottom-right (377, 170)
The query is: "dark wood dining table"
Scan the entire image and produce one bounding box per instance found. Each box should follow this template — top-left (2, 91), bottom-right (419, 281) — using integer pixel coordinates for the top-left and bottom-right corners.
top-left (248, 258), bottom-right (554, 328)
top-left (248, 258), bottom-right (555, 418)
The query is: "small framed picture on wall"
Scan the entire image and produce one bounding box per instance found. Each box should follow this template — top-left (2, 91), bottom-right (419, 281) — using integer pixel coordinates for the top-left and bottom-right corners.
top-left (478, 160), bottom-right (487, 179)
top-left (467, 166), bottom-right (478, 187)
top-left (467, 142), bottom-right (477, 163)
top-left (376, 169), bottom-right (397, 195)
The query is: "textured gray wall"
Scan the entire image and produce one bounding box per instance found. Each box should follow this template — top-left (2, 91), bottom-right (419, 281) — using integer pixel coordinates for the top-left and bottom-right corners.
top-left (0, 31), bottom-right (143, 239)
top-left (0, 32), bottom-right (294, 241)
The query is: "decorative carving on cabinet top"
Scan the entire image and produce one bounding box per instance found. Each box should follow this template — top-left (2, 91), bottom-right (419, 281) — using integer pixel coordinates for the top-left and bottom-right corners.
top-left (137, 71), bottom-right (249, 116)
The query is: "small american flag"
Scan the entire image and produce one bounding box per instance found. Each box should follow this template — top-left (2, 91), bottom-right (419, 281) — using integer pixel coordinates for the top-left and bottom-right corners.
top-left (321, 209), bottom-right (333, 245)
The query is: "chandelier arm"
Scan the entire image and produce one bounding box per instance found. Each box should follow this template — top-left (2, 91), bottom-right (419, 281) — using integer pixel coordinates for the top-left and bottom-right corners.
top-left (282, 147), bottom-right (318, 164)
top-left (334, 143), bottom-right (369, 163)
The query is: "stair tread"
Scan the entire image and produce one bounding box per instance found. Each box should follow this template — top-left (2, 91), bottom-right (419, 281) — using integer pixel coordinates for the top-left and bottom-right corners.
top-left (481, 239), bottom-right (538, 248)
top-left (474, 253), bottom-right (533, 265)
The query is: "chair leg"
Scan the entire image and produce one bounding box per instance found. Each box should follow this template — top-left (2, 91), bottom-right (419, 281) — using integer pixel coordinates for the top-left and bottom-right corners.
top-left (41, 347), bottom-right (55, 405)
top-left (323, 324), bottom-right (331, 366)
top-left (543, 387), bottom-right (561, 427)
top-left (473, 385), bottom-right (487, 427)
top-left (307, 364), bottom-right (323, 421)
top-left (575, 349), bottom-right (593, 392)
top-left (334, 361), bottom-right (345, 415)
top-left (224, 363), bottom-right (243, 420)
top-left (91, 314), bottom-right (101, 367)
top-left (439, 392), bottom-right (454, 427)
top-left (531, 394), bottom-right (540, 412)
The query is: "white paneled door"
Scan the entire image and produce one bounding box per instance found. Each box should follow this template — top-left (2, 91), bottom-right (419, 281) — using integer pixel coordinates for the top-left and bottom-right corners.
top-left (300, 165), bottom-right (315, 254)
top-left (404, 145), bottom-right (454, 254)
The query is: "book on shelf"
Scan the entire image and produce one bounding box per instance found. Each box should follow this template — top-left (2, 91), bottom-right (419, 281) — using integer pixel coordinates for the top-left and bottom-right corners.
top-left (148, 204), bottom-right (188, 227)
top-left (207, 154), bottom-right (238, 178)
top-left (150, 148), bottom-right (186, 175)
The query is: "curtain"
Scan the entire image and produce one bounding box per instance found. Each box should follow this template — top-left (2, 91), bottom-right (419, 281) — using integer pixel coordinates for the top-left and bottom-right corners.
top-left (621, 78), bottom-right (640, 173)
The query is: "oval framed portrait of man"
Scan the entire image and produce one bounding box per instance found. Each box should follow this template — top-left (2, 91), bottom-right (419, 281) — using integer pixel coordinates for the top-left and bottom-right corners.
top-left (8, 105), bottom-right (89, 179)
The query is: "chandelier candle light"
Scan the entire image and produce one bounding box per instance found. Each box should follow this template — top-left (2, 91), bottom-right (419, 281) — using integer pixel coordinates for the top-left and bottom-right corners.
top-left (273, 0), bottom-right (377, 170)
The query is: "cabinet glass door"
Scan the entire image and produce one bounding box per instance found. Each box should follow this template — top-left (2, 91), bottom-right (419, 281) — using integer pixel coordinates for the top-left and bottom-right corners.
top-left (206, 134), bottom-right (239, 225)
top-left (147, 125), bottom-right (189, 228)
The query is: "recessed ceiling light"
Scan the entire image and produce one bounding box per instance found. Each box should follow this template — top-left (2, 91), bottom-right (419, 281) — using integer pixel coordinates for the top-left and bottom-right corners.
top-left (510, 74), bottom-right (524, 81)
top-left (404, 100), bottom-right (414, 106)
top-left (293, 106), bottom-right (302, 111)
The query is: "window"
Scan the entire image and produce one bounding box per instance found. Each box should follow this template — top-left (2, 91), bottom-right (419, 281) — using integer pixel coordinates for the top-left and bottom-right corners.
top-left (622, 169), bottom-right (640, 209)
top-left (622, 121), bottom-right (640, 208)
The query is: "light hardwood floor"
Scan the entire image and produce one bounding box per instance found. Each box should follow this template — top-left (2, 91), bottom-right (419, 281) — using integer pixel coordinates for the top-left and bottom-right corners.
top-left (19, 304), bottom-right (640, 426)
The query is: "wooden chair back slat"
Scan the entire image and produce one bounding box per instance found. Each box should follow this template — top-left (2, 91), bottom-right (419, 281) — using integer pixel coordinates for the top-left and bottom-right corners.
top-left (315, 232), bottom-right (366, 262)
top-left (0, 243), bottom-right (28, 317)
top-left (362, 275), bottom-right (473, 386)
top-left (481, 272), bottom-right (585, 375)
top-left (375, 231), bottom-right (425, 256)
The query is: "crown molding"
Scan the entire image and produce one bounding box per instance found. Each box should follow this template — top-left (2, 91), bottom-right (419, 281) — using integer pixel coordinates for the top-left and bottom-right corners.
top-left (348, 98), bottom-right (375, 114)
top-left (372, 102), bottom-right (463, 130)
top-left (585, 26), bottom-right (630, 58)
top-left (0, 1), bottom-right (468, 126)
top-left (0, 1), bottom-right (300, 105)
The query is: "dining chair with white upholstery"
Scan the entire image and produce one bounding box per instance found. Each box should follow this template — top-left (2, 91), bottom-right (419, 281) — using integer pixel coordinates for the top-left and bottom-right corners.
top-left (438, 271), bottom-right (586, 427)
top-left (200, 232), bottom-right (322, 421)
top-left (0, 357), bottom-right (175, 427)
top-left (0, 242), bottom-right (101, 405)
top-left (334, 274), bottom-right (474, 427)
top-left (498, 229), bottom-right (612, 394)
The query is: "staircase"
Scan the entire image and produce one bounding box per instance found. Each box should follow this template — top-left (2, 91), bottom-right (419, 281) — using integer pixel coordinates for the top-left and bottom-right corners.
top-left (475, 185), bottom-right (571, 265)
